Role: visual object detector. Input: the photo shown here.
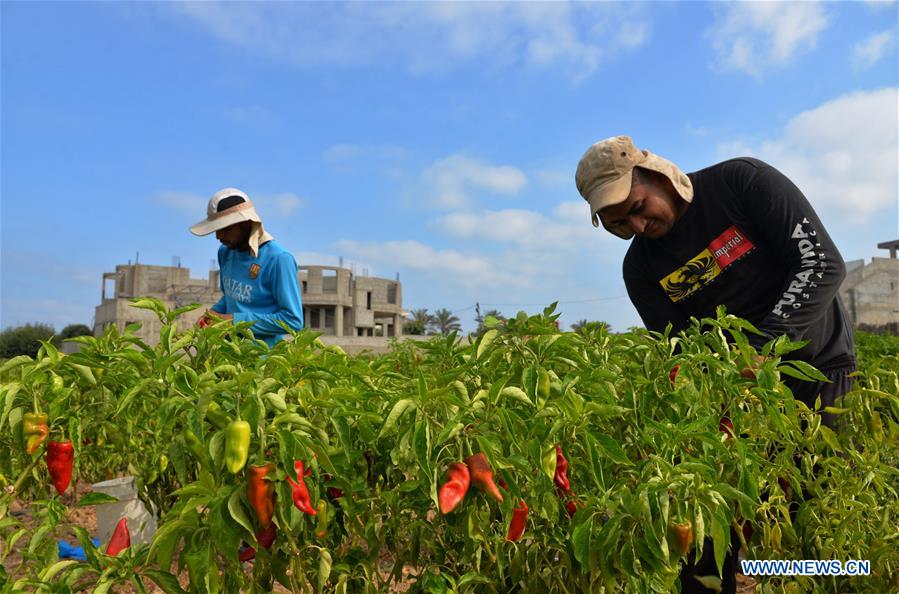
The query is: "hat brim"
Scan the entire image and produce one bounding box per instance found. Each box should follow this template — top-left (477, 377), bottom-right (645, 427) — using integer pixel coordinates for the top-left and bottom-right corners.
top-left (189, 208), bottom-right (260, 236)
top-left (587, 172), bottom-right (634, 233)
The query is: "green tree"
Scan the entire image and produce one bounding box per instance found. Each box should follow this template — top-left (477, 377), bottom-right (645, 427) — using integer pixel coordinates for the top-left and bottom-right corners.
top-left (55, 323), bottom-right (93, 343)
top-left (405, 309), bottom-right (433, 336)
top-left (570, 319), bottom-right (611, 334)
top-left (0, 323), bottom-right (55, 358)
top-left (432, 308), bottom-right (462, 336)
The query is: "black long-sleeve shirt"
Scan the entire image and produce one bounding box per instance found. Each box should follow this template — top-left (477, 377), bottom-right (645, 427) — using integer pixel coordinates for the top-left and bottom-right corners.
top-left (623, 158), bottom-right (855, 372)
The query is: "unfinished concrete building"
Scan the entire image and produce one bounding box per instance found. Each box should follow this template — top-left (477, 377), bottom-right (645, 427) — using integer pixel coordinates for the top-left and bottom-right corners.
top-left (299, 265), bottom-right (404, 337)
top-left (93, 261), bottom-right (405, 345)
top-left (840, 240), bottom-right (899, 332)
top-left (93, 263), bottom-right (220, 342)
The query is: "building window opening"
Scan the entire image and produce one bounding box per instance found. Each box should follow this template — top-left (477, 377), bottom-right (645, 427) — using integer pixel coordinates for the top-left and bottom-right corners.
top-left (322, 269), bottom-right (337, 293)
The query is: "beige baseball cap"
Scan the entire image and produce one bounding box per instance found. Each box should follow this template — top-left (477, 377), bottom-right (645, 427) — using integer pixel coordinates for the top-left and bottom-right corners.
top-left (575, 135), bottom-right (693, 239)
top-left (189, 188), bottom-right (264, 236)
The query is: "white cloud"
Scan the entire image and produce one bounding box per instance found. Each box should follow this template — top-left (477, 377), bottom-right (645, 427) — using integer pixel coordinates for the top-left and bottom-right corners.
top-left (431, 202), bottom-right (607, 251)
top-left (156, 191), bottom-right (206, 214)
top-left (295, 251), bottom-right (371, 272)
top-left (717, 88), bottom-right (898, 224)
top-left (708, 2), bottom-right (829, 77)
top-left (259, 193), bottom-right (304, 218)
top-left (220, 105), bottom-right (276, 127)
top-left (535, 168), bottom-right (571, 189)
top-left (423, 155), bottom-right (527, 209)
top-left (323, 144), bottom-right (363, 163)
top-left (158, 2), bottom-right (650, 81)
top-left (323, 143), bottom-right (410, 164)
top-left (156, 190), bottom-right (305, 219)
top-left (852, 30), bottom-right (896, 71)
top-left (333, 239), bottom-right (522, 290)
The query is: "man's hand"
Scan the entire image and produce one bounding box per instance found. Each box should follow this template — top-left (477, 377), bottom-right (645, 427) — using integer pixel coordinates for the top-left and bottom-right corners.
top-left (200, 310), bottom-right (233, 325)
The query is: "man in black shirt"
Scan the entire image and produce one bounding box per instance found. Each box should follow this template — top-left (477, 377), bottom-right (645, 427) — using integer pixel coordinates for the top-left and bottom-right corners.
top-left (575, 135), bottom-right (856, 594)
top-left (576, 135), bottom-right (855, 418)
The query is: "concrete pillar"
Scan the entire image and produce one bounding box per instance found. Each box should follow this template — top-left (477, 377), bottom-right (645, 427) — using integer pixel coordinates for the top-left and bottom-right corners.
top-left (394, 314), bottom-right (402, 337)
top-left (336, 305), bottom-right (343, 337)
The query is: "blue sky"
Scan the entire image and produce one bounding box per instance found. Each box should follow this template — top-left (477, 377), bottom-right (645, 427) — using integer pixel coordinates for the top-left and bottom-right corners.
top-left (2, 1), bottom-right (897, 333)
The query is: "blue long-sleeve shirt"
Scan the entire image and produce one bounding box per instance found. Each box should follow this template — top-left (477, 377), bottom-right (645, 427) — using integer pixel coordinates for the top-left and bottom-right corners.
top-left (210, 240), bottom-right (304, 346)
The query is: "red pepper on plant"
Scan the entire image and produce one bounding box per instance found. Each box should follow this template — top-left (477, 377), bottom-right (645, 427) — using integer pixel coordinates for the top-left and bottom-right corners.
top-left (464, 453), bottom-right (503, 503)
top-left (238, 545), bottom-right (255, 562)
top-left (247, 462), bottom-right (276, 528)
top-left (46, 440), bottom-right (74, 495)
top-left (287, 460), bottom-right (317, 515)
top-left (553, 445), bottom-right (571, 493)
top-left (506, 500), bottom-right (528, 542)
top-left (719, 416), bottom-right (735, 442)
top-left (438, 462), bottom-right (470, 514)
top-left (106, 517), bottom-right (130, 556)
top-left (669, 521), bottom-right (694, 556)
top-left (256, 522), bottom-right (277, 550)
top-left (669, 364), bottom-right (680, 386)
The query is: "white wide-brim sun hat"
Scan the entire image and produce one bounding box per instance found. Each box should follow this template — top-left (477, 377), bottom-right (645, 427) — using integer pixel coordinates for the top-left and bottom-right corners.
top-left (189, 188), bottom-right (263, 236)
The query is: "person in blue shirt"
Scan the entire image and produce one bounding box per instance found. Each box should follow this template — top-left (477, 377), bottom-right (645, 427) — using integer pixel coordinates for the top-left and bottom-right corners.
top-left (189, 187), bottom-right (304, 347)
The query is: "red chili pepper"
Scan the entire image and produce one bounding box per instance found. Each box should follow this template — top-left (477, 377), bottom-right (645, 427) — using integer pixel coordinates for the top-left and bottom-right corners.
top-left (565, 494), bottom-right (578, 518)
top-left (238, 544), bottom-right (255, 562)
top-left (553, 445), bottom-right (571, 493)
top-left (669, 521), bottom-right (694, 556)
top-left (506, 500), bottom-right (528, 542)
top-left (464, 453), bottom-right (503, 503)
top-left (669, 364), bottom-right (680, 386)
top-left (742, 520), bottom-right (754, 543)
top-left (438, 462), bottom-right (470, 514)
top-left (256, 522), bottom-right (276, 550)
top-left (106, 517), bottom-right (130, 556)
top-left (287, 460), bottom-right (317, 515)
top-left (719, 416), bottom-right (735, 442)
top-left (46, 440), bottom-right (74, 495)
top-left (247, 463), bottom-right (276, 528)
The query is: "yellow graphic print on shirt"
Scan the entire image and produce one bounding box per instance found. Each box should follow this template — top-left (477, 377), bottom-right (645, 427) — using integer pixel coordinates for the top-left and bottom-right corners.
top-left (659, 226), bottom-right (755, 303)
top-left (659, 250), bottom-right (721, 302)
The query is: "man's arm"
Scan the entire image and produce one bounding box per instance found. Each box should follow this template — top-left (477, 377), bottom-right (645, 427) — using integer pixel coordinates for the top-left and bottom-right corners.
top-left (232, 252), bottom-right (304, 337)
top-left (735, 160), bottom-right (846, 346)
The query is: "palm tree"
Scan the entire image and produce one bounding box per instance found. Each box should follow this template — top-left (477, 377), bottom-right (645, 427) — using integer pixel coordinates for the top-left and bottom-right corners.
top-left (570, 319), bottom-right (590, 333)
top-left (475, 309), bottom-right (506, 335)
top-left (405, 308), bottom-right (433, 336)
top-left (432, 308), bottom-right (462, 336)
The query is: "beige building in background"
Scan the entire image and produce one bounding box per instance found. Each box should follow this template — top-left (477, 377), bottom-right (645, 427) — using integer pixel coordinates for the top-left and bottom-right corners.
top-left (93, 261), bottom-right (405, 346)
top-left (839, 240), bottom-right (899, 331)
top-left (299, 265), bottom-right (404, 338)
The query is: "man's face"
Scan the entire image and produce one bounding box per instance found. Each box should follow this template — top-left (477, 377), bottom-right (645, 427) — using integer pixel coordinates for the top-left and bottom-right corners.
top-left (599, 177), bottom-right (683, 240)
top-left (215, 221), bottom-right (253, 250)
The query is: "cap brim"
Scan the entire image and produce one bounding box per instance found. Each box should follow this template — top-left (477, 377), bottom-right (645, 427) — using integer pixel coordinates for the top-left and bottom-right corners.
top-left (189, 210), bottom-right (255, 236)
top-left (587, 173), bottom-right (633, 228)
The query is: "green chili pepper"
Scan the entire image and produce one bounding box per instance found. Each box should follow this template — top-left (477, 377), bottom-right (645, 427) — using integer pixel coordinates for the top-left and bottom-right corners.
top-left (314, 500), bottom-right (329, 538)
top-left (224, 420), bottom-right (251, 474)
top-left (206, 402), bottom-right (230, 430)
